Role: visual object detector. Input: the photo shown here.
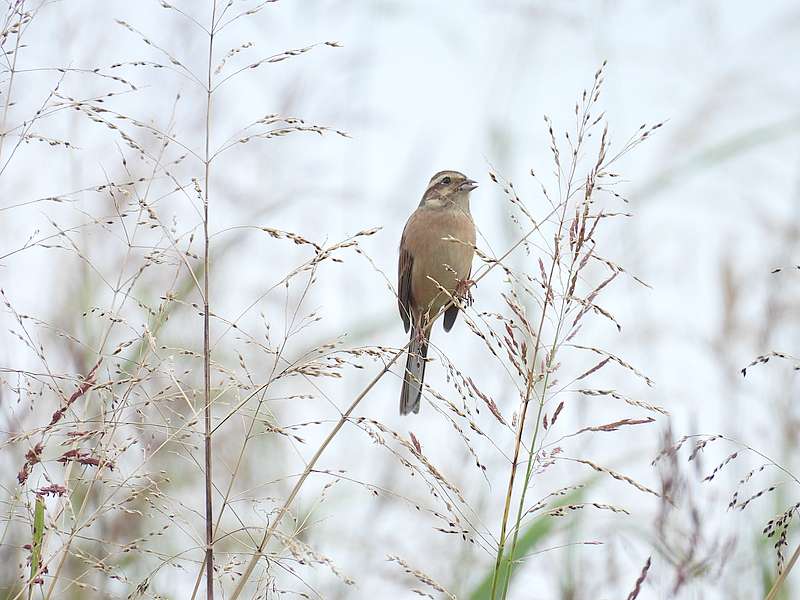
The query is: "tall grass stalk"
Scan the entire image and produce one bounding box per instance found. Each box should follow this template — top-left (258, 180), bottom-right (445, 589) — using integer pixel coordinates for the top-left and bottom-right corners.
top-left (488, 63), bottom-right (662, 599)
top-left (201, 3), bottom-right (218, 599)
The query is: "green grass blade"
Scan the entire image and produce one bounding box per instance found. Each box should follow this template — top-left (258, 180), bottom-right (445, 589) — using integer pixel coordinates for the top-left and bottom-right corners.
top-left (469, 486), bottom-right (586, 600)
top-left (28, 495), bottom-right (45, 598)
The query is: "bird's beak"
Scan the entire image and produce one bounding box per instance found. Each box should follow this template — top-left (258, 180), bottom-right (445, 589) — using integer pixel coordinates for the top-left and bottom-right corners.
top-left (460, 179), bottom-right (478, 192)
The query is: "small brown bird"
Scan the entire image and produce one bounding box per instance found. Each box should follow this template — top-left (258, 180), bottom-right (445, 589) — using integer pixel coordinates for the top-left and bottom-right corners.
top-left (397, 170), bottom-right (478, 414)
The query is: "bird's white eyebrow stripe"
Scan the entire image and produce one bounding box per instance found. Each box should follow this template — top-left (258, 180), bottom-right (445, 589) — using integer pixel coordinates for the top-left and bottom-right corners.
top-left (427, 173), bottom-right (453, 190)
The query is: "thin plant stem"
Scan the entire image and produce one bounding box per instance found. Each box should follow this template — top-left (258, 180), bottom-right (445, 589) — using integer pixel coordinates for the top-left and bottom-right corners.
top-left (489, 229), bottom-right (560, 599)
top-left (491, 73), bottom-right (603, 598)
top-left (500, 295), bottom-right (568, 599)
top-left (500, 196), bottom-right (587, 598)
top-left (491, 175), bottom-right (579, 600)
top-left (0, 0), bottom-right (24, 164)
top-left (189, 267), bottom-right (319, 600)
top-left (228, 346), bottom-right (407, 600)
top-left (202, 2), bottom-right (218, 599)
top-left (765, 542), bottom-right (800, 600)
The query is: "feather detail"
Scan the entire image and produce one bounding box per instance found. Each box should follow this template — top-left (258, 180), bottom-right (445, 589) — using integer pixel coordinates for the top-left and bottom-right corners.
top-left (400, 327), bottom-right (428, 415)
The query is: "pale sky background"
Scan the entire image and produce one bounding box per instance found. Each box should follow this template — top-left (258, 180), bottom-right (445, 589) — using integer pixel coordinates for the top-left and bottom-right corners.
top-left (2, 1), bottom-right (800, 598)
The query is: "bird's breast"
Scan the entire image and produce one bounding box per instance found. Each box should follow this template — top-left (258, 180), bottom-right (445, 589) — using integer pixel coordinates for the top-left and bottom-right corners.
top-left (404, 207), bottom-right (476, 316)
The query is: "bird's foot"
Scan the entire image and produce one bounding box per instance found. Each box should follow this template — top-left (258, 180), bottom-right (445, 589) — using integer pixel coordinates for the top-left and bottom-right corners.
top-left (455, 278), bottom-right (476, 306)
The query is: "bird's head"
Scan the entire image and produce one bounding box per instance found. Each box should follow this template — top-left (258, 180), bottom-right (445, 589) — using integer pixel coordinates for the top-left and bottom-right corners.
top-left (420, 170), bottom-right (478, 209)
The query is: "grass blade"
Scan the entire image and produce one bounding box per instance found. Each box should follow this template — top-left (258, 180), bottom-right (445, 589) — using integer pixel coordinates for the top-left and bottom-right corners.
top-left (469, 486), bottom-right (587, 600)
top-left (28, 495), bottom-right (45, 599)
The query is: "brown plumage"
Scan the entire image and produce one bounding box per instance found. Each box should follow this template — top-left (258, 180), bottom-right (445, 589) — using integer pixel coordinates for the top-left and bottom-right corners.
top-left (397, 170), bottom-right (477, 415)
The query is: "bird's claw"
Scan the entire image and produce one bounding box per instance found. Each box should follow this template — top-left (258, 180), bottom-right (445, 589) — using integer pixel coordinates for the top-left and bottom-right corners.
top-left (455, 278), bottom-right (476, 306)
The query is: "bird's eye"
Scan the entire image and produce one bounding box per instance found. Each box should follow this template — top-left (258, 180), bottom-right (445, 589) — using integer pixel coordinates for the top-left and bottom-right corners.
top-left (441, 176), bottom-right (451, 185)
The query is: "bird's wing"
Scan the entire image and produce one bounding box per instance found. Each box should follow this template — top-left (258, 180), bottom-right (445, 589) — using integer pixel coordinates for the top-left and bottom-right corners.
top-left (443, 211), bottom-right (475, 332)
top-left (442, 261), bottom-right (471, 332)
top-left (398, 235), bottom-right (414, 333)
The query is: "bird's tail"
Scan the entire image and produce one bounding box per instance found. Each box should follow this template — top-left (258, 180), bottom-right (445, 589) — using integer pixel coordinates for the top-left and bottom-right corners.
top-left (400, 326), bottom-right (429, 415)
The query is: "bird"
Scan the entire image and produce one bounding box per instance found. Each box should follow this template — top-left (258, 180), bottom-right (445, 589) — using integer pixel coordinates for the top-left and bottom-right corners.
top-left (397, 170), bottom-right (478, 415)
